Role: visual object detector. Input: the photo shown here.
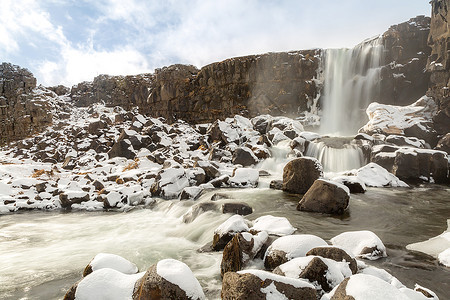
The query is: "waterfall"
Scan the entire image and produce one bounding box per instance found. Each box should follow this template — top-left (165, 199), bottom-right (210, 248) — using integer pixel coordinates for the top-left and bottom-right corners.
top-left (305, 137), bottom-right (365, 173)
top-left (320, 36), bottom-right (384, 135)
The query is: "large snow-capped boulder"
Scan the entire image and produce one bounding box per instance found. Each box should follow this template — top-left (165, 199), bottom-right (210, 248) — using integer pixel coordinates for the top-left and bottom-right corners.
top-left (229, 168), bottom-right (259, 187)
top-left (133, 259), bottom-right (205, 300)
top-left (150, 167), bottom-right (190, 199)
top-left (59, 191), bottom-right (90, 208)
top-left (349, 162), bottom-right (409, 187)
top-left (282, 157), bottom-right (323, 194)
top-left (83, 253), bottom-right (139, 277)
top-left (360, 96), bottom-right (438, 145)
top-left (297, 179), bottom-right (350, 215)
top-left (264, 234), bottom-right (328, 270)
top-left (221, 270), bottom-right (317, 300)
top-left (330, 230), bottom-right (387, 260)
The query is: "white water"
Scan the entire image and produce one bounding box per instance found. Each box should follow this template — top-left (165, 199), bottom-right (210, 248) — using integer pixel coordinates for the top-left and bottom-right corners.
top-left (320, 36), bottom-right (384, 135)
top-left (305, 140), bottom-right (365, 173)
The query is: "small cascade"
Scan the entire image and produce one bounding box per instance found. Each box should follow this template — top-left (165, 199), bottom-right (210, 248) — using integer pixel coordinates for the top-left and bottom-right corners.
top-left (305, 137), bottom-right (365, 173)
top-left (320, 36), bottom-right (384, 135)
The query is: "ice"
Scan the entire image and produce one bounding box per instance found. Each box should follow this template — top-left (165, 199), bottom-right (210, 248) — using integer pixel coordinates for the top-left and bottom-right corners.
top-left (156, 259), bottom-right (205, 300)
top-left (407, 219), bottom-right (450, 261)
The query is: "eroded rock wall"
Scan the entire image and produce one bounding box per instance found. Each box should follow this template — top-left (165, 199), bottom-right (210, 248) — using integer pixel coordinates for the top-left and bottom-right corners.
top-left (380, 16), bottom-right (432, 106)
top-left (0, 63), bottom-right (52, 145)
top-left (427, 0), bottom-right (450, 135)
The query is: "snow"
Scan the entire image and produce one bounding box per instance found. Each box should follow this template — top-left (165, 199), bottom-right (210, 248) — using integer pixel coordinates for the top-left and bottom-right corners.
top-left (330, 230), bottom-right (386, 260)
top-left (251, 215), bottom-right (296, 236)
top-left (229, 168), bottom-right (259, 187)
top-left (344, 274), bottom-right (410, 300)
top-left (106, 191), bottom-right (122, 207)
top-left (75, 268), bottom-right (145, 300)
top-left (361, 96), bottom-right (437, 135)
top-left (242, 231), bottom-right (269, 254)
top-left (89, 253), bottom-right (138, 274)
top-left (407, 219), bottom-right (450, 263)
top-left (350, 163), bottom-right (409, 187)
top-left (277, 256), bottom-right (352, 290)
top-left (331, 175), bottom-right (367, 192)
top-left (214, 214), bottom-right (250, 237)
top-left (260, 282), bottom-right (289, 300)
top-left (238, 269), bottom-right (315, 289)
top-left (265, 234), bottom-right (328, 260)
top-left (358, 265), bottom-right (404, 288)
top-left (156, 259), bottom-right (205, 300)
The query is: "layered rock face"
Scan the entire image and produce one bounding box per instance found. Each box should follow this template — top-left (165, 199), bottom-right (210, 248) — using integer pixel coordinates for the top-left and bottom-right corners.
top-left (70, 51), bottom-right (321, 124)
top-left (0, 63), bottom-right (52, 145)
top-left (427, 0), bottom-right (450, 135)
top-left (380, 16), bottom-right (432, 106)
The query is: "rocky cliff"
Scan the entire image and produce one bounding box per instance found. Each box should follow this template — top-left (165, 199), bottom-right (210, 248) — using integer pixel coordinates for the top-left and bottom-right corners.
top-left (0, 63), bottom-right (53, 144)
top-left (427, 0), bottom-right (450, 135)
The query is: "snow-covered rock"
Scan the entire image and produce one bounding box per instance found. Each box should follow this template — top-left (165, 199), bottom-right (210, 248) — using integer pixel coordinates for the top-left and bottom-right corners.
top-left (229, 168), bottom-right (259, 187)
top-left (349, 162), bottom-right (409, 187)
top-left (213, 214), bottom-right (250, 250)
top-left (264, 234), bottom-right (328, 270)
top-left (83, 253), bottom-right (138, 276)
top-left (250, 215), bottom-right (295, 236)
top-left (330, 230), bottom-right (387, 260)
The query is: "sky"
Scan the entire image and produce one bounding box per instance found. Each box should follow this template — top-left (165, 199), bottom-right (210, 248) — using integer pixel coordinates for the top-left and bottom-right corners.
top-left (0, 0), bottom-right (431, 87)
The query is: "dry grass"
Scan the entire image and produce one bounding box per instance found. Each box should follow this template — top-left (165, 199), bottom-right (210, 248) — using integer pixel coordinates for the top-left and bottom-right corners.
top-left (115, 178), bottom-right (124, 184)
top-left (31, 168), bottom-right (56, 179)
top-left (122, 158), bottom-right (139, 172)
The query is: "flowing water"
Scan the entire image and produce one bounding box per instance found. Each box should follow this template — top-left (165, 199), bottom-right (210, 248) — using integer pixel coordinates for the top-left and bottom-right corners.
top-left (320, 36), bottom-right (384, 135)
top-left (0, 186), bottom-right (449, 299)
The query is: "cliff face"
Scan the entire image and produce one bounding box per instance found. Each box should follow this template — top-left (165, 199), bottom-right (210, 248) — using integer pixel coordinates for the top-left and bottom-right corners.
top-left (0, 63), bottom-right (52, 144)
top-left (69, 51), bottom-right (321, 124)
top-left (381, 16), bottom-right (431, 106)
top-left (427, 0), bottom-right (450, 135)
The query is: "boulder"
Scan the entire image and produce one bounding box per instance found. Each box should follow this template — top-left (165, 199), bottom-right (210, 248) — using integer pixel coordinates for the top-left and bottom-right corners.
top-left (182, 202), bottom-right (217, 223)
top-left (331, 176), bottom-right (366, 194)
top-left (212, 215), bottom-right (250, 251)
top-left (306, 246), bottom-right (357, 274)
top-left (250, 215), bottom-right (295, 236)
top-left (83, 253), bottom-right (138, 277)
top-left (435, 133), bottom-right (450, 154)
top-left (133, 259), bottom-right (205, 300)
top-left (297, 179), bottom-right (350, 215)
top-left (282, 157), bottom-right (323, 194)
top-left (220, 231), bottom-right (268, 276)
top-left (269, 179), bottom-right (283, 190)
top-left (330, 230), bottom-right (387, 260)
top-left (59, 191), bottom-right (90, 208)
top-left (221, 270), bottom-right (317, 300)
top-left (221, 202), bottom-right (253, 216)
top-left (107, 139), bottom-right (135, 159)
top-left (232, 147), bottom-right (259, 166)
top-left (264, 234), bottom-right (328, 270)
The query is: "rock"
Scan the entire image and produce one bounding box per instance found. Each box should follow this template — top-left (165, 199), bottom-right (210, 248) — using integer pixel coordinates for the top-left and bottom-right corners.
top-left (306, 246), bottom-right (357, 274)
top-left (435, 133), bottom-right (450, 154)
top-left (330, 230), bottom-right (387, 260)
top-left (297, 179), bottom-right (350, 215)
top-left (282, 157), bottom-right (323, 194)
top-left (150, 167), bottom-right (189, 199)
top-left (83, 253), bottom-right (138, 277)
top-left (329, 274), bottom-right (412, 300)
top-left (349, 162), bottom-right (409, 187)
top-left (221, 202), bottom-right (252, 216)
top-left (193, 161), bottom-right (220, 182)
top-left (59, 192), bottom-right (90, 208)
top-left (229, 168), bottom-right (259, 187)
top-left (182, 202), bottom-right (217, 223)
top-left (232, 147), bottom-right (259, 166)
top-left (331, 176), bottom-right (366, 194)
top-left (88, 120), bottom-right (107, 135)
top-left (250, 215), bottom-right (295, 236)
top-left (35, 182), bottom-right (47, 193)
top-left (220, 231), bottom-right (268, 276)
top-left (269, 179), bottom-right (283, 190)
top-left (92, 180), bottom-right (104, 191)
top-left (179, 186), bottom-right (203, 201)
top-left (133, 259), bottom-right (205, 300)
top-left (221, 270), bottom-right (317, 300)
top-left (212, 215), bottom-right (250, 251)
top-left (264, 234), bottom-right (328, 270)
top-left (62, 156), bottom-right (76, 170)
top-left (107, 139), bottom-right (135, 159)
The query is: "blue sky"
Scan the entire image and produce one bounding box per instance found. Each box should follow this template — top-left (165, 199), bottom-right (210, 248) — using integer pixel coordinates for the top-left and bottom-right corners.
top-left (0, 0), bottom-right (431, 87)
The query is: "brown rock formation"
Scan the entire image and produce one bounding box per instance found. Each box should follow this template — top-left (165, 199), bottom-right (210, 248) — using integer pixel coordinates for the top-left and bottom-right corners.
top-left (0, 63), bottom-right (53, 145)
top-left (427, 0), bottom-right (450, 135)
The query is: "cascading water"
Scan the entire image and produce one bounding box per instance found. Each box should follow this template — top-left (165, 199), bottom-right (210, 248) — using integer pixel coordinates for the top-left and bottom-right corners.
top-left (320, 36), bottom-right (384, 135)
top-left (305, 137), bottom-right (365, 173)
